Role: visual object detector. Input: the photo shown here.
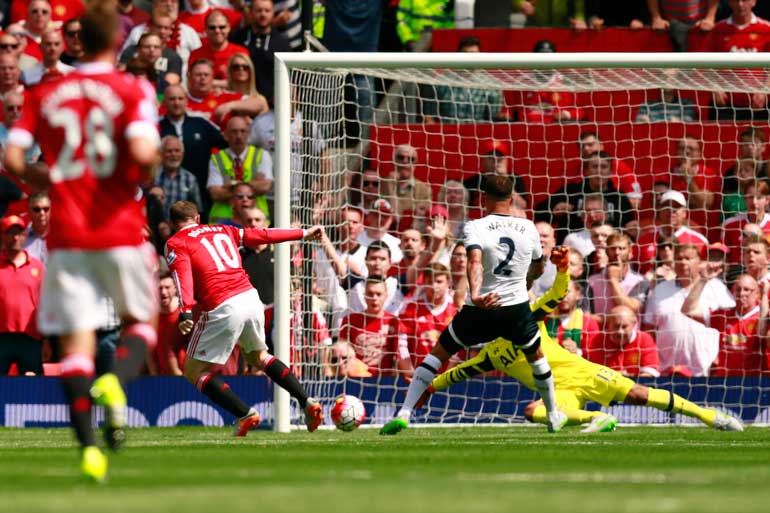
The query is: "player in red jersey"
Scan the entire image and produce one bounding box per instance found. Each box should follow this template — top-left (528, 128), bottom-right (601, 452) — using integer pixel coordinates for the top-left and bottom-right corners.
top-left (585, 305), bottom-right (661, 377)
top-left (336, 276), bottom-right (405, 377)
top-left (4, 3), bottom-right (161, 483)
top-left (721, 180), bottom-right (770, 265)
top-left (397, 263), bottom-right (458, 372)
top-left (165, 201), bottom-right (325, 434)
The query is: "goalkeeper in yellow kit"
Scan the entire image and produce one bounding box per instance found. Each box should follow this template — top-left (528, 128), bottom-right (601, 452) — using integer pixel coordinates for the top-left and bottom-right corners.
top-left (422, 247), bottom-right (744, 432)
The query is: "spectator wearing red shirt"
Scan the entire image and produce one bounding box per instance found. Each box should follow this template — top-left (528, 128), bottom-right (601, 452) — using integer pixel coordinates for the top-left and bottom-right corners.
top-left (0, 53), bottom-right (26, 125)
top-left (684, 271), bottom-right (762, 376)
top-left (188, 10), bottom-right (248, 88)
top-left (336, 276), bottom-right (407, 377)
top-left (705, 0), bottom-right (770, 121)
top-left (398, 263), bottom-right (458, 374)
top-left (116, 0), bottom-right (151, 37)
top-left (180, 0), bottom-right (244, 37)
top-left (184, 59), bottom-right (266, 128)
top-left (153, 272), bottom-right (188, 375)
top-left (0, 215), bottom-right (44, 375)
top-left (19, 0), bottom-right (54, 63)
top-left (12, 0), bottom-right (83, 24)
top-left (653, 136), bottom-right (721, 231)
top-left (721, 180), bottom-right (770, 265)
top-left (740, 234), bottom-right (770, 287)
top-left (586, 305), bottom-right (660, 377)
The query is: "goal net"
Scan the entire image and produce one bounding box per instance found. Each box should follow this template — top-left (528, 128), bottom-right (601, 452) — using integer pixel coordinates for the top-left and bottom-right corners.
top-left (272, 53), bottom-right (770, 430)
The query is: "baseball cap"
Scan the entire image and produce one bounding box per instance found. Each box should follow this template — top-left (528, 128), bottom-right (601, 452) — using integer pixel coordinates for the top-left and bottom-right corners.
top-left (430, 205), bottom-right (448, 218)
top-left (370, 198), bottom-right (393, 215)
top-left (533, 40), bottom-right (556, 53)
top-left (707, 242), bottom-right (729, 254)
top-left (1, 214), bottom-right (26, 232)
top-left (659, 190), bottom-right (687, 207)
top-left (480, 140), bottom-right (509, 157)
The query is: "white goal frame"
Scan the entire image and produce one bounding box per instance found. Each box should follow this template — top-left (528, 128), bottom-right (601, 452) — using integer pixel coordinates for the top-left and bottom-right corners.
top-left (272, 52), bottom-right (770, 433)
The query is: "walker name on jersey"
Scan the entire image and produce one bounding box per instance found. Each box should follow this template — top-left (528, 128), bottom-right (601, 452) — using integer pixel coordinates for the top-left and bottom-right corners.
top-left (486, 219), bottom-right (527, 233)
top-left (41, 79), bottom-right (124, 118)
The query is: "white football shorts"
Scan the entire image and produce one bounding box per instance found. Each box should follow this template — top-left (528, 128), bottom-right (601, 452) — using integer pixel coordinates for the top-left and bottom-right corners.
top-left (38, 244), bottom-right (159, 335)
top-left (187, 288), bottom-right (268, 365)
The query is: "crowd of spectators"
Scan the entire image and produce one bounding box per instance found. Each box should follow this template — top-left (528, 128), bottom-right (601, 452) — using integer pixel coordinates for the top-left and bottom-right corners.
top-left (1, 0), bottom-right (770, 383)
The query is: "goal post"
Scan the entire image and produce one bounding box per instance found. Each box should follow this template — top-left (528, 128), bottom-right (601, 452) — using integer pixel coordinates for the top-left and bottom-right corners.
top-left (273, 52), bottom-right (770, 432)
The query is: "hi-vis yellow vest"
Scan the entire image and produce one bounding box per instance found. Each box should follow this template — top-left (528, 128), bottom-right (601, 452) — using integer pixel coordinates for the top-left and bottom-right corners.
top-left (209, 146), bottom-right (270, 223)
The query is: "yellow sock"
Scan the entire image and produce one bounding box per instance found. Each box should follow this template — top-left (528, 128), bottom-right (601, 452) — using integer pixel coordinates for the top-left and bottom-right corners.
top-left (646, 388), bottom-right (716, 426)
top-left (531, 405), bottom-right (603, 426)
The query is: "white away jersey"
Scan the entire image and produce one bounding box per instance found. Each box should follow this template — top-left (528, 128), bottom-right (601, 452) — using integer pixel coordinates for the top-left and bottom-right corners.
top-left (463, 214), bottom-right (542, 307)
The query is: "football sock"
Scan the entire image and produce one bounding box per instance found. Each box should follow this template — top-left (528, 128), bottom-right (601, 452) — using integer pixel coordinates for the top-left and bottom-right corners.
top-left (529, 357), bottom-right (558, 414)
top-left (531, 405), bottom-right (602, 426)
top-left (60, 354), bottom-right (97, 448)
top-left (263, 356), bottom-right (309, 408)
top-left (196, 372), bottom-right (251, 418)
top-left (113, 323), bottom-right (157, 386)
top-left (646, 388), bottom-right (716, 426)
top-left (398, 354), bottom-right (442, 418)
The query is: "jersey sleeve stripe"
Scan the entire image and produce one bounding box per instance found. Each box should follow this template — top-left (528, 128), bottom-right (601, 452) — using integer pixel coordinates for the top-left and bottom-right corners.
top-left (7, 128), bottom-right (34, 150)
top-left (125, 121), bottom-right (161, 146)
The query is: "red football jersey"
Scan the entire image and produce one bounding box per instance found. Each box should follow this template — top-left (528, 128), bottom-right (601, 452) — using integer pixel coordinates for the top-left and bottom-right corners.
top-left (721, 213), bottom-right (770, 264)
top-left (154, 308), bottom-right (188, 375)
top-left (9, 63), bottom-right (159, 250)
top-left (636, 225), bottom-right (708, 274)
top-left (708, 306), bottom-right (763, 376)
top-left (398, 295), bottom-right (457, 367)
top-left (339, 312), bottom-right (399, 376)
top-left (712, 16), bottom-right (770, 53)
top-left (586, 330), bottom-right (660, 377)
top-left (184, 90), bottom-right (245, 128)
top-left (188, 42), bottom-right (249, 81)
top-left (165, 224), bottom-right (304, 312)
top-left (179, 7), bottom-right (244, 37)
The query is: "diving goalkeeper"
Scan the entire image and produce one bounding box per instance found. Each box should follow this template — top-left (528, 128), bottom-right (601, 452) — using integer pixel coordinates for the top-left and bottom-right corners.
top-left (421, 247), bottom-right (744, 432)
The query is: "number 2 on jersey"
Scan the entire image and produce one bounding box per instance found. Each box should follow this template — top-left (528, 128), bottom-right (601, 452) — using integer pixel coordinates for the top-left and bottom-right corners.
top-left (201, 234), bottom-right (240, 271)
top-left (493, 237), bottom-right (516, 276)
top-left (48, 106), bottom-right (116, 182)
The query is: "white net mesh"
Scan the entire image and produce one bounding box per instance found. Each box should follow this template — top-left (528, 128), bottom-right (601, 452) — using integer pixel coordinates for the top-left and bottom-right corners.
top-left (282, 62), bottom-right (770, 428)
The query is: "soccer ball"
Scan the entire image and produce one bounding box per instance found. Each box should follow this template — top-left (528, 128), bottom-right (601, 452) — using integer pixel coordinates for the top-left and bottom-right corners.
top-left (331, 394), bottom-right (366, 431)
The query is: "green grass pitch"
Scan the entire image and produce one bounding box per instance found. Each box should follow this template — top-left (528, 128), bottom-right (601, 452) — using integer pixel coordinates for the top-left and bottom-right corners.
top-left (1, 426), bottom-right (769, 513)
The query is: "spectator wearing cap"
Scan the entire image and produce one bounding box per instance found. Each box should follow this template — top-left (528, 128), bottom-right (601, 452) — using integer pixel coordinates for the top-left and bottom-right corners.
top-left (573, 131), bottom-right (642, 210)
top-left (720, 180), bottom-right (770, 266)
top-left (520, 40), bottom-right (586, 124)
top-left (23, 191), bottom-right (49, 265)
top-left (358, 198), bottom-right (403, 264)
top-left (422, 37), bottom-right (504, 124)
top-left (154, 135), bottom-right (204, 219)
top-left (636, 190), bottom-right (708, 275)
top-left (464, 140), bottom-right (528, 216)
top-left (587, 231), bottom-right (650, 325)
top-left (653, 135), bottom-right (721, 231)
top-left (683, 269), bottom-right (762, 376)
top-left (586, 305), bottom-right (660, 377)
top-left (643, 242), bottom-right (734, 377)
top-left (0, 215), bottom-right (45, 375)
top-left (535, 150), bottom-right (635, 243)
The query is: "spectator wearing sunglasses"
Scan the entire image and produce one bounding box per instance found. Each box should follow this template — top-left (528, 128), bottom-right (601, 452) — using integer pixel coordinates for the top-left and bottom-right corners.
top-left (387, 144), bottom-right (432, 219)
top-left (59, 18), bottom-right (83, 66)
top-left (19, 0), bottom-right (56, 62)
top-left (23, 191), bottom-right (49, 265)
top-left (188, 10), bottom-right (248, 90)
top-left (0, 29), bottom-right (37, 71)
top-left (10, 0), bottom-right (83, 24)
top-left (180, 0), bottom-right (243, 37)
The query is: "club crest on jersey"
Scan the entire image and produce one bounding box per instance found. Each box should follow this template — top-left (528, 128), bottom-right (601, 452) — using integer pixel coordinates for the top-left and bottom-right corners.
top-left (167, 250), bottom-right (177, 264)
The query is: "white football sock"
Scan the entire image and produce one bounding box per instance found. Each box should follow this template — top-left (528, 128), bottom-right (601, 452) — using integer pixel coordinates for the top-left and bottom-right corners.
top-left (397, 354), bottom-right (442, 419)
top-left (530, 357), bottom-right (558, 414)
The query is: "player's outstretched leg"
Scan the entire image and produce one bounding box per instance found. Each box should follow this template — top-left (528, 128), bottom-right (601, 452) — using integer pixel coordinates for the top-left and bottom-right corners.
top-left (254, 352), bottom-right (322, 432)
top-left (627, 385), bottom-right (743, 431)
top-left (526, 402), bottom-right (616, 432)
top-left (380, 354), bottom-right (444, 435)
top-left (60, 351), bottom-right (108, 482)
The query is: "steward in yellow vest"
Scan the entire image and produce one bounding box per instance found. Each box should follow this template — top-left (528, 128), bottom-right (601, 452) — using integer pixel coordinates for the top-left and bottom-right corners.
top-left (208, 145), bottom-right (271, 224)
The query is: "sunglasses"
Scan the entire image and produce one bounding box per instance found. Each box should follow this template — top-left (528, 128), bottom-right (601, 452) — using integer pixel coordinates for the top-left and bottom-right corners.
top-left (234, 194), bottom-right (256, 200)
top-left (30, 9), bottom-right (50, 14)
top-left (64, 30), bottom-right (80, 38)
top-left (229, 63), bottom-right (249, 71)
top-left (395, 154), bottom-right (415, 163)
top-left (0, 43), bottom-right (19, 50)
top-left (207, 24), bottom-right (227, 30)
top-left (32, 206), bottom-right (50, 213)
top-left (362, 180), bottom-right (379, 187)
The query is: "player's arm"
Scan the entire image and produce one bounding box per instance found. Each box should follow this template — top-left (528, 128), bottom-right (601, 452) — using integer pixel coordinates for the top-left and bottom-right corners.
top-left (241, 225), bottom-right (323, 248)
top-left (526, 256), bottom-right (545, 291)
top-left (3, 145), bottom-right (49, 190)
top-left (530, 246), bottom-right (571, 320)
top-left (467, 246), bottom-right (500, 308)
top-left (166, 242), bottom-right (196, 334)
